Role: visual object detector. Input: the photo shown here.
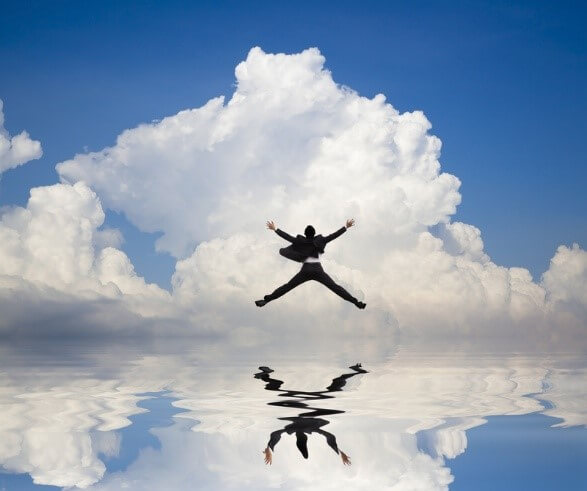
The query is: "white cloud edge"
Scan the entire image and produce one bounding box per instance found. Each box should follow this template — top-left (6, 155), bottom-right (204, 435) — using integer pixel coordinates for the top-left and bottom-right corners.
top-left (0, 99), bottom-right (43, 173)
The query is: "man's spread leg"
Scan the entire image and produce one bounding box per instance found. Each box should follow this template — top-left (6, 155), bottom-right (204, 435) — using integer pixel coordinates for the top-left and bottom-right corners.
top-left (313, 268), bottom-right (365, 308)
top-left (257, 269), bottom-right (311, 305)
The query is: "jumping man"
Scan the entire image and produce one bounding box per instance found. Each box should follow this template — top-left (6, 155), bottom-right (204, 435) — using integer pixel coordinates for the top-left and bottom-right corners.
top-left (255, 219), bottom-right (366, 309)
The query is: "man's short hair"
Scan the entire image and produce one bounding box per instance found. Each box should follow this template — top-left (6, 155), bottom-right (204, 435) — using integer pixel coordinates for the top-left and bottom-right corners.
top-left (304, 225), bottom-right (315, 238)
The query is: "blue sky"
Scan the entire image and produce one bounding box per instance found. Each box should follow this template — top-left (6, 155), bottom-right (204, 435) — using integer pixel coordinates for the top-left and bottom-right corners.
top-left (451, 413), bottom-right (587, 491)
top-left (1, 0), bottom-right (585, 288)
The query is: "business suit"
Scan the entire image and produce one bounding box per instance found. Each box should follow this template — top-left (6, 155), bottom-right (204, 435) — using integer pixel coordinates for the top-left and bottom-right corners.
top-left (277, 227), bottom-right (347, 263)
top-left (262, 226), bottom-right (362, 306)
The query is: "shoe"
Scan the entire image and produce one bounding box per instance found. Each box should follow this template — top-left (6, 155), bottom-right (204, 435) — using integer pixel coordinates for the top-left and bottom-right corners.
top-left (350, 363), bottom-right (368, 373)
top-left (255, 299), bottom-right (267, 307)
top-left (355, 301), bottom-right (366, 309)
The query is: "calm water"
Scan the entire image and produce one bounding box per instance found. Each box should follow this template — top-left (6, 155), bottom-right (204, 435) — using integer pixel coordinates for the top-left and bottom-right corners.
top-left (0, 338), bottom-right (585, 490)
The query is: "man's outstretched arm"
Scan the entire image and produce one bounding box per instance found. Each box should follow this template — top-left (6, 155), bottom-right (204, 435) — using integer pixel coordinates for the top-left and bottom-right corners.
top-left (316, 430), bottom-right (351, 465)
top-left (324, 218), bottom-right (355, 243)
top-left (263, 429), bottom-right (286, 464)
top-left (266, 220), bottom-right (297, 243)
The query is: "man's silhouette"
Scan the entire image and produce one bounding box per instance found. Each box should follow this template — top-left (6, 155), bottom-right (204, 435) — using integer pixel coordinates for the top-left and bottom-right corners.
top-left (255, 364), bottom-right (368, 465)
top-left (255, 219), bottom-right (366, 309)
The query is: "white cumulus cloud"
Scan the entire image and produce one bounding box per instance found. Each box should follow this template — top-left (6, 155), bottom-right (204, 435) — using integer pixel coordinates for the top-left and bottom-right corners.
top-left (0, 181), bottom-right (176, 336)
top-left (57, 47), bottom-right (461, 259)
top-left (0, 99), bottom-right (42, 174)
top-left (542, 243), bottom-right (587, 310)
top-left (0, 47), bottom-right (584, 341)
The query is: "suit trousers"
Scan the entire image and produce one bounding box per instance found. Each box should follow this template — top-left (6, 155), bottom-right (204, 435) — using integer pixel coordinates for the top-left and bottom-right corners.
top-left (265, 263), bottom-right (358, 305)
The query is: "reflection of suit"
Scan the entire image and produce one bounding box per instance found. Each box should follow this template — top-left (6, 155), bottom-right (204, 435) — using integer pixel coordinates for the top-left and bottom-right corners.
top-left (255, 365), bottom-right (368, 458)
top-left (267, 418), bottom-right (340, 454)
top-left (277, 227), bottom-right (347, 263)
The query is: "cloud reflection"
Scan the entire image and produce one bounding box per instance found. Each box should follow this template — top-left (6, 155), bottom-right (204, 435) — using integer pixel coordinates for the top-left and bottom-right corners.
top-left (0, 341), bottom-right (584, 489)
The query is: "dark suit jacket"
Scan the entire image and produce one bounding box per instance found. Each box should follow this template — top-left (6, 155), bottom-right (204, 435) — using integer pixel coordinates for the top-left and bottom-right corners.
top-left (276, 227), bottom-right (346, 263)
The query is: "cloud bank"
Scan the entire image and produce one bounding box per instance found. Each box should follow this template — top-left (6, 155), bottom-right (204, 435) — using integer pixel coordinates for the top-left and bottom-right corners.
top-left (0, 47), bottom-right (585, 340)
top-left (0, 99), bottom-right (42, 174)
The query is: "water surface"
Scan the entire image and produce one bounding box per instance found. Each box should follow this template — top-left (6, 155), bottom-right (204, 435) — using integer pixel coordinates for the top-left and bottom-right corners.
top-left (0, 339), bottom-right (585, 490)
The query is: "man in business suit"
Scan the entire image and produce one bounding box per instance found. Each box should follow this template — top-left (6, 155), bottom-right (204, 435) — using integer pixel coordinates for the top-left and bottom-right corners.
top-left (255, 218), bottom-right (366, 309)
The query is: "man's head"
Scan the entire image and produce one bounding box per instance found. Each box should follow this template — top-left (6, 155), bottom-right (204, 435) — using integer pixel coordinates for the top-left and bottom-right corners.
top-left (295, 432), bottom-right (309, 459)
top-left (304, 225), bottom-right (315, 238)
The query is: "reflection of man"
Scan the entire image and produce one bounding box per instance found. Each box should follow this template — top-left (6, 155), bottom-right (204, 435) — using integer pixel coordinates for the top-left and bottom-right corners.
top-left (255, 364), bottom-right (367, 465)
top-left (263, 416), bottom-right (351, 465)
top-left (255, 219), bottom-right (366, 309)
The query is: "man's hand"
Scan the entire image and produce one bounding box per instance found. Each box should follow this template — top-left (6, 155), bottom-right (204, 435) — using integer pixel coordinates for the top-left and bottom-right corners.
top-left (341, 451), bottom-right (351, 465)
top-left (266, 220), bottom-right (276, 231)
top-left (263, 447), bottom-right (273, 465)
top-left (345, 218), bottom-right (355, 229)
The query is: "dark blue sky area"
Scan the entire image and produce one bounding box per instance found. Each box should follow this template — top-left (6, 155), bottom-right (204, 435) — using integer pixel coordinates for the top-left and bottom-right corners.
top-left (1, 0), bottom-right (585, 287)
